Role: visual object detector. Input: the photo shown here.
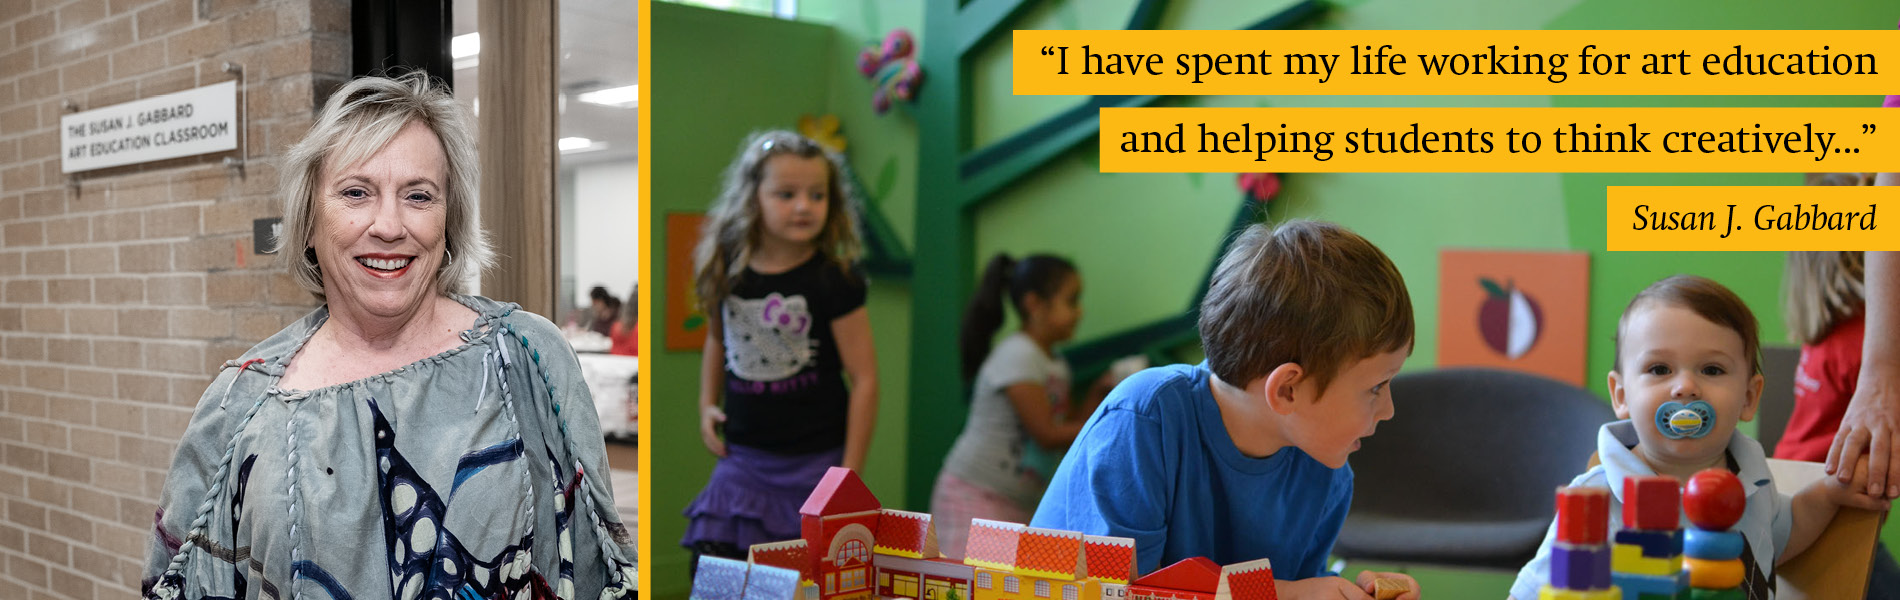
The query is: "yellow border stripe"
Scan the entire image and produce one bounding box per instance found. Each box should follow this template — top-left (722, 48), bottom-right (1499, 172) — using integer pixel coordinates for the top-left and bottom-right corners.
top-left (637, 0), bottom-right (652, 593)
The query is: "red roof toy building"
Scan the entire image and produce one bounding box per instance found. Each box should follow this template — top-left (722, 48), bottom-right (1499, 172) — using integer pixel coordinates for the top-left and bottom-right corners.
top-left (1129, 557), bottom-right (1277, 600)
top-left (801, 467), bottom-right (882, 517)
top-left (1215, 558), bottom-right (1277, 600)
top-left (750, 539), bottom-right (815, 585)
top-left (798, 467), bottom-right (884, 600)
top-left (1016, 527), bottom-right (1087, 580)
top-left (1083, 535), bottom-right (1137, 585)
top-left (964, 518), bottom-right (1026, 572)
top-left (1130, 557), bottom-right (1222, 600)
top-left (876, 508), bottom-right (940, 559)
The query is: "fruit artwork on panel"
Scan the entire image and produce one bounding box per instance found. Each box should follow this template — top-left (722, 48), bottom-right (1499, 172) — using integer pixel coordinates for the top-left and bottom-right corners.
top-left (1478, 277), bottom-right (1541, 359)
top-left (1436, 250), bottom-right (1589, 385)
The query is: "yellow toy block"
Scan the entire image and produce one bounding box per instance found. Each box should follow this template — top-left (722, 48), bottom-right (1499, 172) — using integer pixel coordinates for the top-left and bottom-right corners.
top-left (1538, 585), bottom-right (1623, 600)
top-left (1611, 544), bottom-right (1684, 576)
top-left (1373, 578), bottom-right (1412, 600)
top-left (1684, 557), bottom-right (1744, 589)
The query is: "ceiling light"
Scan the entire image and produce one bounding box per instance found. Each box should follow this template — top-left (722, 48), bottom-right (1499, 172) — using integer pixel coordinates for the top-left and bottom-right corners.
top-left (560, 137), bottom-right (609, 153)
top-left (577, 85), bottom-right (638, 108)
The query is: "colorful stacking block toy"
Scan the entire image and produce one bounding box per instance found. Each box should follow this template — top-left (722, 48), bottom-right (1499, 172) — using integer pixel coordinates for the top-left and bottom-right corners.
top-left (1680, 469), bottom-right (1747, 600)
top-left (1541, 486), bottom-right (1622, 600)
top-left (1609, 475), bottom-right (1688, 600)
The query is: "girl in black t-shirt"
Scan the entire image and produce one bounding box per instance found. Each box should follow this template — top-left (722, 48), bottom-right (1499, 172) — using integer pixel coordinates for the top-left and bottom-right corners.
top-left (682, 130), bottom-right (879, 573)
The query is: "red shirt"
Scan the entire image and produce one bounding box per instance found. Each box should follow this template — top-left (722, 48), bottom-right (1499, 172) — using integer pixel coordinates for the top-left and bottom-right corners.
top-left (609, 321), bottom-right (638, 356)
top-left (1775, 313), bottom-right (1864, 462)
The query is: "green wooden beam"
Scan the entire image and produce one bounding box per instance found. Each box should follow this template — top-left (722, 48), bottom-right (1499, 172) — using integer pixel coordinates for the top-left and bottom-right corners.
top-left (956, 95), bottom-right (1159, 209)
top-left (842, 159), bottom-right (912, 277)
top-left (954, 0), bottom-right (1326, 211)
top-left (954, 0), bottom-right (1041, 61)
top-left (906, 0), bottom-right (979, 509)
top-left (905, 0), bottom-right (1328, 509)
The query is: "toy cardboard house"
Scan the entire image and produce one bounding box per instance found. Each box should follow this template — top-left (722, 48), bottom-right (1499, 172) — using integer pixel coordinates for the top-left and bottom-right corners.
top-left (799, 467), bottom-right (884, 600)
top-left (1127, 557), bottom-right (1277, 600)
top-left (964, 519), bottom-right (1139, 600)
top-left (693, 555), bottom-right (808, 600)
top-left (1083, 535), bottom-right (1137, 600)
top-left (750, 539), bottom-right (817, 596)
top-left (750, 467), bottom-right (976, 600)
top-left (731, 467), bottom-right (1269, 600)
top-left (873, 508), bottom-right (974, 600)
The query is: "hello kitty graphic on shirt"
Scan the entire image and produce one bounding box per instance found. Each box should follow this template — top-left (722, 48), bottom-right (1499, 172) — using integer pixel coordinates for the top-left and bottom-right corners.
top-left (724, 292), bottom-right (817, 382)
top-left (715, 255), bottom-right (865, 452)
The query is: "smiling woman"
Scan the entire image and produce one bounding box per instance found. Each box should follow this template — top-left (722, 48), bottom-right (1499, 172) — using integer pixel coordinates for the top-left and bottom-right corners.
top-left (291, 119), bottom-right (470, 355)
top-left (141, 72), bottom-right (638, 600)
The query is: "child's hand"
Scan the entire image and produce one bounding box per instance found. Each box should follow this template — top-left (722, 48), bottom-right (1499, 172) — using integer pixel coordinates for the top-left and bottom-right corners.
top-left (1825, 454), bottom-right (1894, 511)
top-left (1356, 571), bottom-right (1420, 600)
top-left (700, 404), bottom-right (728, 458)
top-left (1274, 577), bottom-right (1374, 600)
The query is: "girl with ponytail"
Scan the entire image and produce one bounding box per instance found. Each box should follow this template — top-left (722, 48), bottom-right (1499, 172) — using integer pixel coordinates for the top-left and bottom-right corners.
top-left (933, 253), bottom-right (1115, 558)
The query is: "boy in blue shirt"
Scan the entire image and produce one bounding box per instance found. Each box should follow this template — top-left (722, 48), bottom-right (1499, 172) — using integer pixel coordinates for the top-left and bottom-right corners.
top-left (1032, 220), bottom-right (1420, 600)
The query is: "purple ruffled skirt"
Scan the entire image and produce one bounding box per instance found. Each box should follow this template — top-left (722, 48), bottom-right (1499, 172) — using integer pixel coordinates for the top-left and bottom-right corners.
top-left (681, 443), bottom-right (844, 551)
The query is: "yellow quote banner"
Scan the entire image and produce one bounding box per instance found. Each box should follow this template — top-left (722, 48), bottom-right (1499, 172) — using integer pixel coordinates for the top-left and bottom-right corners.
top-left (1015, 30), bottom-right (1900, 95)
top-left (1606, 186), bottom-right (1900, 251)
top-left (1097, 107), bottom-right (1897, 173)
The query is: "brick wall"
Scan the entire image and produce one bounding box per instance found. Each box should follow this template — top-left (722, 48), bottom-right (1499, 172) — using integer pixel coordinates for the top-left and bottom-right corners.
top-left (0, 0), bottom-right (348, 597)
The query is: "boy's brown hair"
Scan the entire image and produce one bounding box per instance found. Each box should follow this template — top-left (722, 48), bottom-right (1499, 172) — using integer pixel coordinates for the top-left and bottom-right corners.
top-left (1614, 274), bottom-right (1762, 375)
top-left (1198, 220), bottom-right (1414, 395)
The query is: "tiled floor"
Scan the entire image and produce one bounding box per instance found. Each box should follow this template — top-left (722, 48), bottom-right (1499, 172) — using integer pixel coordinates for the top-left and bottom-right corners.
top-left (606, 441), bottom-right (638, 533)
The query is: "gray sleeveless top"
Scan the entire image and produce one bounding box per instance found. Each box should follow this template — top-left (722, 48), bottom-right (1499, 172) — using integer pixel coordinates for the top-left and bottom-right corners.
top-left (142, 295), bottom-right (637, 599)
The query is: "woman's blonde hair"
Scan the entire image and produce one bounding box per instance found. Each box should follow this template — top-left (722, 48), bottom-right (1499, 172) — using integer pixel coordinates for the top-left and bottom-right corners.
top-left (692, 130), bottom-right (861, 317)
top-left (1781, 173), bottom-right (1873, 344)
top-left (275, 71), bottom-right (492, 300)
top-left (1783, 251), bottom-right (1865, 345)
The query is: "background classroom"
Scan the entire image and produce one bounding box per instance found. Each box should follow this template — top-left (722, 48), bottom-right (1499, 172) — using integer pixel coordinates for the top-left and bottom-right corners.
top-left (648, 0), bottom-right (1896, 598)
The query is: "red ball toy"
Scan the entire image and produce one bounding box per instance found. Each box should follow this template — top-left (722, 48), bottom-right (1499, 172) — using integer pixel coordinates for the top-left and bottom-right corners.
top-left (1682, 468), bottom-right (1746, 531)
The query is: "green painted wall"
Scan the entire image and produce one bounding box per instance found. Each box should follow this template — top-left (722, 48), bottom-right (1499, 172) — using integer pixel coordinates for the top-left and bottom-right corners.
top-left (652, 0), bottom-right (1900, 598)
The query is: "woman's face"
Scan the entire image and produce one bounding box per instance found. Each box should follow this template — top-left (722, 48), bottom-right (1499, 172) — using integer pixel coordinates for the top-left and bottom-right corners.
top-left (312, 120), bottom-right (451, 322)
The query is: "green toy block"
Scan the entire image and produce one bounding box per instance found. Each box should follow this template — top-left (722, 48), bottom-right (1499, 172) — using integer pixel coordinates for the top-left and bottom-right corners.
top-left (1685, 588), bottom-right (1744, 600)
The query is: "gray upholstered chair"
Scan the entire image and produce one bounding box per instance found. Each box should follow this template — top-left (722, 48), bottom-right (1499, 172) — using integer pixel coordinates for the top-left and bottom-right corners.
top-left (1752, 345), bottom-right (1802, 454)
top-left (1332, 367), bottom-right (1616, 571)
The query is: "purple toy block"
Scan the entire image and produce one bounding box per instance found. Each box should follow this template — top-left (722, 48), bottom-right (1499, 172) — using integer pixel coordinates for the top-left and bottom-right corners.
top-left (1551, 543), bottom-right (1611, 590)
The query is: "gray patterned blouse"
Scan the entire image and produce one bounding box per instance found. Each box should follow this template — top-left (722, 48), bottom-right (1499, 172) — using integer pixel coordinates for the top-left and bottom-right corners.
top-left (142, 295), bottom-right (637, 600)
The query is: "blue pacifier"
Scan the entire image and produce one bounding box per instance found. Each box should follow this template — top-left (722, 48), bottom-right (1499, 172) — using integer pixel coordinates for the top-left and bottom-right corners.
top-left (1654, 400), bottom-right (1715, 439)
